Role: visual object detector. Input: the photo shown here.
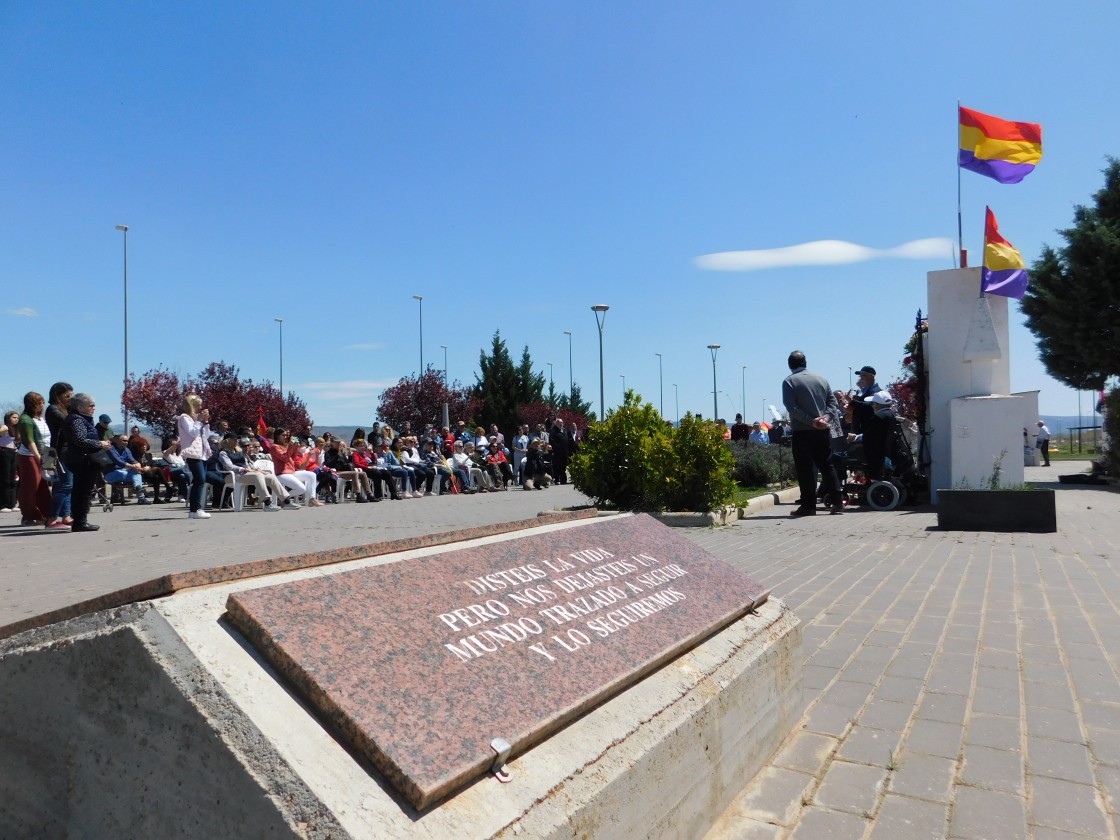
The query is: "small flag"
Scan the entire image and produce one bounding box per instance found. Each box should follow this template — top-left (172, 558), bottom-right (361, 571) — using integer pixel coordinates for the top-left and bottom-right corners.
top-left (959, 106), bottom-right (1042, 184)
top-left (257, 406), bottom-right (268, 438)
top-left (981, 207), bottom-right (1029, 299)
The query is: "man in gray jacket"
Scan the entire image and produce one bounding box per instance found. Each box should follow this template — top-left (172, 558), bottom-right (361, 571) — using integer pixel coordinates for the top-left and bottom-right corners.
top-left (782, 350), bottom-right (842, 516)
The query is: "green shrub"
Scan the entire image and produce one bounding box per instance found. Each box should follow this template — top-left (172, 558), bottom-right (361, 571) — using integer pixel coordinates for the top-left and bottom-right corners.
top-left (728, 439), bottom-right (796, 487)
top-left (569, 392), bottom-right (736, 512)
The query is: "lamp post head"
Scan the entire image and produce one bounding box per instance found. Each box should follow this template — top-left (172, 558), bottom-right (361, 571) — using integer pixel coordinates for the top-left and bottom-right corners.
top-left (115, 225), bottom-right (129, 232)
top-left (655, 352), bottom-right (662, 358)
top-left (274, 317), bottom-right (283, 324)
top-left (591, 304), bottom-right (609, 313)
top-left (440, 344), bottom-right (447, 350)
top-left (412, 294), bottom-right (423, 302)
top-left (707, 344), bottom-right (720, 350)
top-left (564, 330), bottom-right (572, 337)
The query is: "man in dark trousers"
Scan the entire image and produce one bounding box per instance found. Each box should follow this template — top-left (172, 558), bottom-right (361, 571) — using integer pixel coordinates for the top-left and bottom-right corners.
top-left (850, 365), bottom-right (888, 479)
top-left (782, 350), bottom-right (842, 516)
top-left (550, 418), bottom-right (572, 484)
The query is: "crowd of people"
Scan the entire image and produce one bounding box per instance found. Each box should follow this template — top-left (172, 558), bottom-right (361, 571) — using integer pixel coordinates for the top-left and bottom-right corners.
top-left (0, 387), bottom-right (582, 532)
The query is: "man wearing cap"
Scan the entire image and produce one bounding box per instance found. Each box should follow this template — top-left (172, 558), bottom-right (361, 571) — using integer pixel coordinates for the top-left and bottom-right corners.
top-left (782, 350), bottom-right (842, 516)
top-left (858, 390), bottom-right (893, 480)
top-left (1036, 420), bottom-right (1051, 466)
top-left (96, 414), bottom-right (114, 442)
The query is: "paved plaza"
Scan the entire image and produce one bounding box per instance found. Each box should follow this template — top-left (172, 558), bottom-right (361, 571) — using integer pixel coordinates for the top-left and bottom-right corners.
top-left (2, 463), bottom-right (1117, 838)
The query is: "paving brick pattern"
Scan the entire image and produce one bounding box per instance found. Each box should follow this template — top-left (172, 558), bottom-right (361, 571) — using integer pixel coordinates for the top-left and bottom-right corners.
top-left (698, 464), bottom-right (1120, 840)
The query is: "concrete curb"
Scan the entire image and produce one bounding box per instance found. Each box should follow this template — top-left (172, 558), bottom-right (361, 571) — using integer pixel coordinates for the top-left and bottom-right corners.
top-left (738, 487), bottom-right (801, 518)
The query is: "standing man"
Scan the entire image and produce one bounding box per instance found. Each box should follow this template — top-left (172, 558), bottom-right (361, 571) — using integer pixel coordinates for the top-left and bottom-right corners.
top-left (550, 418), bottom-right (572, 484)
top-left (730, 414), bottom-right (750, 442)
top-left (1036, 420), bottom-right (1051, 466)
top-left (782, 350), bottom-right (842, 516)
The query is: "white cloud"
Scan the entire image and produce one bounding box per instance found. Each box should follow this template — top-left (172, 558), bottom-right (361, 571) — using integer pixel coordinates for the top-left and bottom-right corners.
top-left (6, 307), bottom-right (39, 317)
top-left (344, 343), bottom-right (382, 351)
top-left (695, 237), bottom-right (953, 272)
top-left (299, 379), bottom-right (394, 401)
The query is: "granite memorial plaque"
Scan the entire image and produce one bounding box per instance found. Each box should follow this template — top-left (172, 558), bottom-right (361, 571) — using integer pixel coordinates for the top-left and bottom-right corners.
top-left (225, 513), bottom-right (768, 809)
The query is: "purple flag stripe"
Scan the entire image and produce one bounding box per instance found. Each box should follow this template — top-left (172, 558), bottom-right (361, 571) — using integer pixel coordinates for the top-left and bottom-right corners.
top-left (981, 266), bottom-right (1029, 300)
top-left (958, 150), bottom-right (1035, 185)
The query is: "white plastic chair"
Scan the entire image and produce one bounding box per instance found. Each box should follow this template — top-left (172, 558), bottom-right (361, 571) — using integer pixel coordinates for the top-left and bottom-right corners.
top-left (220, 472), bottom-right (251, 512)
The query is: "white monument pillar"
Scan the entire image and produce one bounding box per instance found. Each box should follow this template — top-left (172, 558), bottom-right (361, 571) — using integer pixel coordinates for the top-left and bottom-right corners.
top-left (927, 268), bottom-right (1024, 500)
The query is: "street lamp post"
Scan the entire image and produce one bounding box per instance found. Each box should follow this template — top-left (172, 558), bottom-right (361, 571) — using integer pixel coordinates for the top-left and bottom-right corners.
top-left (708, 344), bottom-right (721, 420)
top-left (742, 366), bottom-right (747, 419)
top-left (762, 398), bottom-right (767, 423)
top-left (563, 330), bottom-right (573, 406)
top-left (848, 366), bottom-right (853, 390)
top-left (673, 383), bottom-right (679, 427)
top-left (620, 374), bottom-right (626, 402)
top-left (412, 295), bottom-right (424, 375)
top-left (115, 224), bottom-right (129, 429)
top-left (655, 352), bottom-right (663, 417)
top-left (440, 344), bottom-right (448, 383)
top-left (591, 305), bottom-right (609, 419)
top-left (547, 363), bottom-right (554, 403)
top-left (274, 318), bottom-right (284, 395)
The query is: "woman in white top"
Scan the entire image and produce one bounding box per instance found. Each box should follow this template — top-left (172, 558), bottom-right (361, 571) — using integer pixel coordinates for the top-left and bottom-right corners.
top-left (0, 411), bottom-right (19, 511)
top-left (176, 394), bottom-right (212, 519)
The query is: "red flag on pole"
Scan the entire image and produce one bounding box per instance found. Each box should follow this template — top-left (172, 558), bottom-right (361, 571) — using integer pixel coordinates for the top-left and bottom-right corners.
top-left (257, 406), bottom-right (268, 438)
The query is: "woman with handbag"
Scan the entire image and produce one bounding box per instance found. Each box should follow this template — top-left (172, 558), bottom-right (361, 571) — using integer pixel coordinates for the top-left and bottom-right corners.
top-left (63, 393), bottom-right (112, 532)
top-left (177, 394), bottom-right (213, 519)
top-left (44, 381), bottom-right (74, 531)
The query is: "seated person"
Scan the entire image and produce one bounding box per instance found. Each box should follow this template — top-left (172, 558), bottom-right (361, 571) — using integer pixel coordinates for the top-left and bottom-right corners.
top-left (218, 437), bottom-right (293, 510)
top-left (422, 439), bottom-right (454, 493)
top-left (203, 434), bottom-right (229, 507)
top-left (352, 440), bottom-right (395, 501)
top-left (243, 439), bottom-right (300, 507)
top-left (104, 434), bottom-right (151, 504)
top-left (385, 438), bottom-right (420, 497)
top-left (401, 436), bottom-right (436, 494)
top-left (464, 442), bottom-right (496, 491)
top-left (486, 439), bottom-right (514, 488)
top-left (522, 439), bottom-right (553, 490)
top-left (322, 439), bottom-right (373, 502)
top-left (450, 441), bottom-right (484, 493)
top-left (161, 434), bottom-right (192, 501)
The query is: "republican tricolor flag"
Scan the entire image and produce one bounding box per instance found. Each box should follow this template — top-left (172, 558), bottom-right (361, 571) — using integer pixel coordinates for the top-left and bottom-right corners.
top-left (959, 106), bottom-right (1043, 185)
top-left (981, 207), bottom-right (1029, 300)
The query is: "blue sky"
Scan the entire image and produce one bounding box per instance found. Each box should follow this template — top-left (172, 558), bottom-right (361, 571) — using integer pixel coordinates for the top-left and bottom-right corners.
top-left (2, 2), bottom-right (1115, 426)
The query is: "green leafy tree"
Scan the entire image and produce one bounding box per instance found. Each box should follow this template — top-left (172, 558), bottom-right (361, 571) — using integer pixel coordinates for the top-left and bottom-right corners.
top-left (376, 368), bottom-right (480, 433)
top-left (557, 382), bottom-right (595, 421)
top-left (475, 332), bottom-right (548, 438)
top-left (1021, 158), bottom-right (1120, 389)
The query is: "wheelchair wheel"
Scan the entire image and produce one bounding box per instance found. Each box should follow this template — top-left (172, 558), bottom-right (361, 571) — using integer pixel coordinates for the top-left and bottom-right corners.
top-left (890, 479), bottom-right (908, 507)
top-left (866, 480), bottom-right (900, 511)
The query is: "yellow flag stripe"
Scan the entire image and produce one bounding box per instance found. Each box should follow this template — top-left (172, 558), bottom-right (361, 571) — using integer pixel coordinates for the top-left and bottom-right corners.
top-left (984, 240), bottom-right (1025, 271)
top-left (960, 125), bottom-right (1043, 165)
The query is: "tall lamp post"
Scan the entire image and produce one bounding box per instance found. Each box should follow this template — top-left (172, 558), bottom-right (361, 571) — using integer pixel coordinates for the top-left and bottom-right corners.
top-left (563, 330), bottom-right (573, 405)
top-left (708, 344), bottom-right (721, 420)
top-left (620, 374), bottom-right (626, 402)
top-left (848, 366), bottom-right (853, 390)
top-left (440, 344), bottom-right (448, 383)
top-left (741, 366), bottom-right (747, 419)
top-left (673, 383), bottom-right (679, 427)
top-left (591, 305), bottom-right (609, 419)
top-left (412, 295), bottom-right (424, 375)
top-left (115, 224), bottom-right (130, 429)
top-left (274, 318), bottom-right (284, 395)
top-left (655, 352), bottom-right (663, 417)
top-left (547, 363), bottom-right (554, 403)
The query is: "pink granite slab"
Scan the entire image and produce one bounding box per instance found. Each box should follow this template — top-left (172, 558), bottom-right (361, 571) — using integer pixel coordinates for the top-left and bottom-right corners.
top-left (225, 513), bottom-right (768, 810)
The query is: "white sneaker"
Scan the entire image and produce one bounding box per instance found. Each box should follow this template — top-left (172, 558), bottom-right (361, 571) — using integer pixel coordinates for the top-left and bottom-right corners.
top-left (265, 503), bottom-right (281, 511)
top-left (189, 510), bottom-right (212, 519)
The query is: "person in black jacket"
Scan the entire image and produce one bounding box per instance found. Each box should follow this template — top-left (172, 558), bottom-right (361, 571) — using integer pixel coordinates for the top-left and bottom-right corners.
top-left (44, 381), bottom-right (74, 530)
top-left (63, 393), bottom-right (112, 532)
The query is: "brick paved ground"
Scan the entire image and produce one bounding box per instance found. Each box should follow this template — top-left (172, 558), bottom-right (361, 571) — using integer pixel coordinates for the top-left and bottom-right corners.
top-left (698, 462), bottom-right (1120, 840)
top-left (3, 463), bottom-right (1116, 838)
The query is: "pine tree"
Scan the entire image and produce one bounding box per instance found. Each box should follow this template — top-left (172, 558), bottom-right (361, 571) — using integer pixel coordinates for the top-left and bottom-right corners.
top-left (475, 332), bottom-right (521, 437)
top-left (1021, 158), bottom-right (1120, 389)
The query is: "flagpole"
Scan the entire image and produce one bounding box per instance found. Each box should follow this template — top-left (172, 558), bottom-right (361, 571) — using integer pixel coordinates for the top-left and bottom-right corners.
top-left (956, 99), bottom-right (964, 268)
